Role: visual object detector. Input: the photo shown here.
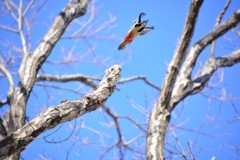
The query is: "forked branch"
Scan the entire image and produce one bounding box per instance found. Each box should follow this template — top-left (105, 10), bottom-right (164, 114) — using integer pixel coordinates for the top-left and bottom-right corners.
top-left (0, 64), bottom-right (121, 159)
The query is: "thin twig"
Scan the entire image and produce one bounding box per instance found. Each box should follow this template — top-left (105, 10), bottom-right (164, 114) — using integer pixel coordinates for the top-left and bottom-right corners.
top-left (187, 142), bottom-right (195, 160)
top-left (169, 125), bottom-right (187, 160)
top-left (43, 119), bottom-right (77, 143)
top-left (23, 0), bottom-right (34, 16)
top-left (119, 76), bottom-right (160, 91)
top-left (210, 0), bottom-right (231, 57)
top-left (0, 63), bottom-right (14, 98)
top-left (4, 0), bottom-right (18, 22)
top-left (18, 0), bottom-right (29, 74)
top-left (0, 25), bottom-right (18, 33)
top-left (36, 74), bottom-right (99, 89)
top-left (35, 83), bottom-right (85, 95)
top-left (101, 104), bottom-right (124, 159)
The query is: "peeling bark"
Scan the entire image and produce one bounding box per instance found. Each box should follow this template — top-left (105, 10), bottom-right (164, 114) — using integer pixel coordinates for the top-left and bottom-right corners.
top-left (146, 0), bottom-right (203, 159)
top-left (0, 65), bottom-right (121, 159)
top-left (146, 1), bottom-right (240, 160)
top-left (3, 1), bottom-right (90, 159)
top-left (171, 9), bottom-right (240, 107)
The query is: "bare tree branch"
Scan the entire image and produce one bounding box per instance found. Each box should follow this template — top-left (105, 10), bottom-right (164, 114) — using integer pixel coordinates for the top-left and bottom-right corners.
top-left (180, 9), bottom-right (240, 80)
top-left (36, 72), bottom-right (156, 159)
top-left (8, 0), bottom-right (91, 134)
top-left (172, 9), bottom-right (240, 107)
top-left (210, 0), bottom-right (231, 57)
top-left (0, 63), bottom-right (14, 102)
top-left (0, 2), bottom-right (91, 159)
top-left (23, 0), bottom-right (34, 16)
top-left (8, 0), bottom-right (18, 11)
top-left (1, 0), bottom-right (239, 159)
top-left (163, 0), bottom-right (204, 108)
top-left (171, 48), bottom-right (240, 107)
top-left (0, 117), bottom-right (8, 143)
top-left (36, 74), bottom-right (99, 89)
top-left (146, 1), bottom-right (204, 159)
top-left (101, 104), bottom-right (124, 159)
top-left (0, 24), bottom-right (18, 33)
top-left (0, 99), bottom-right (8, 108)
top-left (35, 83), bottom-right (85, 95)
top-left (36, 74), bottom-right (160, 91)
top-left (168, 125), bottom-right (187, 160)
top-left (192, 49), bottom-right (240, 91)
top-left (4, 0), bottom-right (18, 22)
top-left (119, 76), bottom-right (160, 91)
top-left (18, 0), bottom-right (29, 70)
top-left (0, 64), bottom-right (121, 159)
top-left (118, 115), bottom-right (147, 134)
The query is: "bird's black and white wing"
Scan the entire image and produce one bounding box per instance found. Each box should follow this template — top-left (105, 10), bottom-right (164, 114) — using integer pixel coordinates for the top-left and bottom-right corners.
top-left (139, 26), bottom-right (154, 36)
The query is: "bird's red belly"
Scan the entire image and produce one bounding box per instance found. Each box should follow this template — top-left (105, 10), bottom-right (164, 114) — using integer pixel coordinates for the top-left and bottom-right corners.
top-left (124, 32), bottom-right (134, 44)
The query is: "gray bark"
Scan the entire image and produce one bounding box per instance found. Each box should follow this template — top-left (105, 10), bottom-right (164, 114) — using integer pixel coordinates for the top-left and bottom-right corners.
top-left (146, 0), bottom-right (240, 159)
top-left (146, 0), bottom-right (203, 159)
top-left (0, 65), bottom-right (121, 159)
top-left (0, 1), bottom-right (91, 159)
top-left (1, 0), bottom-right (240, 159)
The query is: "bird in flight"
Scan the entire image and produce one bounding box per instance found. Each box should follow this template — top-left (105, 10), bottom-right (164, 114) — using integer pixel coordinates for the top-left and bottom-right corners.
top-left (118, 12), bottom-right (154, 50)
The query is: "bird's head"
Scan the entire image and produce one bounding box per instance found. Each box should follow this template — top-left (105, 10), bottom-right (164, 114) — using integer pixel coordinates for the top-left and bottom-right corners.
top-left (134, 20), bottom-right (149, 32)
top-left (133, 12), bottom-right (146, 24)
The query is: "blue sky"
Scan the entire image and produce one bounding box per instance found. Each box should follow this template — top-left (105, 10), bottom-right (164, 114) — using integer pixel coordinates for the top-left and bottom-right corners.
top-left (1, 0), bottom-right (240, 159)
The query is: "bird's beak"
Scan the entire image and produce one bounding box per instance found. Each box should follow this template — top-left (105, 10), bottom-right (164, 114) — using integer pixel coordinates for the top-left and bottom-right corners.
top-left (135, 20), bottom-right (148, 27)
top-left (141, 20), bottom-right (149, 26)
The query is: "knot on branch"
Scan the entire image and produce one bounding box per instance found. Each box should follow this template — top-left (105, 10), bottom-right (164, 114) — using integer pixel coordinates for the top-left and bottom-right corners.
top-left (85, 65), bottom-right (121, 111)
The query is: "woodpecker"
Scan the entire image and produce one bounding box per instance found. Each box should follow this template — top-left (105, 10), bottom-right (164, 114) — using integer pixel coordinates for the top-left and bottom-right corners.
top-left (118, 12), bottom-right (154, 50)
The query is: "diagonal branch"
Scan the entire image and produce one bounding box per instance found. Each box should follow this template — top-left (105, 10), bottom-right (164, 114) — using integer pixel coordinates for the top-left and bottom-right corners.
top-left (23, 0), bottom-right (34, 16)
top-left (9, 0), bottom-right (91, 133)
top-left (0, 24), bottom-right (18, 33)
top-left (119, 76), bottom-right (160, 90)
top-left (171, 49), bottom-right (240, 107)
top-left (192, 49), bottom-right (240, 93)
top-left (210, 0), bottom-right (231, 57)
top-left (181, 9), bottom-right (240, 79)
top-left (18, 0), bottom-right (28, 69)
top-left (4, 1), bottom-right (18, 22)
top-left (0, 64), bottom-right (121, 159)
top-left (171, 9), bottom-right (240, 107)
top-left (101, 104), bottom-right (124, 158)
top-left (36, 74), bottom-right (99, 89)
top-left (0, 63), bottom-right (14, 103)
top-left (36, 74), bottom-right (160, 91)
top-left (146, 1), bottom-right (204, 159)
top-left (159, 0), bottom-right (204, 111)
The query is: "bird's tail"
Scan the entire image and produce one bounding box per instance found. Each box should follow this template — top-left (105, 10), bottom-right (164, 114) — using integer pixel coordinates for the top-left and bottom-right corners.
top-left (118, 42), bottom-right (127, 50)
